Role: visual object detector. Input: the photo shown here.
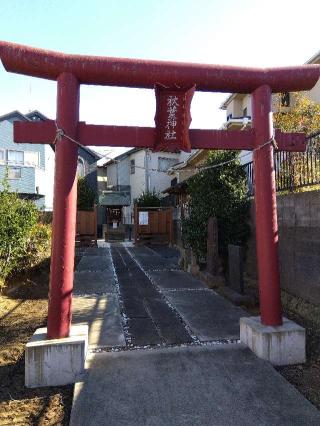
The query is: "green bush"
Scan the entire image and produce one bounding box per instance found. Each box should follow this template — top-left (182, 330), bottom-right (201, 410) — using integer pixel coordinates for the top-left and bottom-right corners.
top-left (16, 223), bottom-right (52, 272)
top-left (0, 175), bottom-right (51, 288)
top-left (136, 190), bottom-right (161, 207)
top-left (182, 151), bottom-right (250, 266)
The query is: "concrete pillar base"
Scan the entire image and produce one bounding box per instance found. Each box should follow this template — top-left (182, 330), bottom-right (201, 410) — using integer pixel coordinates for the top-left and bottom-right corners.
top-left (25, 324), bottom-right (88, 388)
top-left (240, 316), bottom-right (305, 366)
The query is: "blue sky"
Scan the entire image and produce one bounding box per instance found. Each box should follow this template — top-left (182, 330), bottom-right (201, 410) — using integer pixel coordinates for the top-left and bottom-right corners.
top-left (0, 0), bottom-right (319, 155)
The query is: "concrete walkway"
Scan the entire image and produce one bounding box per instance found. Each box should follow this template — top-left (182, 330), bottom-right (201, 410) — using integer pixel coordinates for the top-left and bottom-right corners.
top-left (70, 244), bottom-right (320, 425)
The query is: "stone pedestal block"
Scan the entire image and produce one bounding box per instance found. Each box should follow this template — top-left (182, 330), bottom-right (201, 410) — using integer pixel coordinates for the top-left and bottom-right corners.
top-left (187, 250), bottom-right (199, 274)
top-left (240, 316), bottom-right (305, 366)
top-left (25, 324), bottom-right (88, 388)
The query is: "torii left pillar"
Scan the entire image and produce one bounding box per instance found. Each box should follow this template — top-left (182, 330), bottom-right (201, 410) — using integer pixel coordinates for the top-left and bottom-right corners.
top-left (47, 72), bottom-right (79, 339)
top-left (25, 74), bottom-right (88, 388)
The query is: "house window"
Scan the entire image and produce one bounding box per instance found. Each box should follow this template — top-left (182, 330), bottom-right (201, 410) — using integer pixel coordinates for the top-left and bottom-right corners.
top-left (0, 149), bottom-right (4, 164)
top-left (25, 151), bottom-right (39, 166)
top-left (77, 157), bottom-right (85, 177)
top-left (243, 107), bottom-right (248, 117)
top-left (130, 159), bottom-right (135, 174)
top-left (8, 167), bottom-right (21, 179)
top-left (281, 92), bottom-right (290, 107)
top-left (171, 177), bottom-right (178, 187)
top-left (158, 157), bottom-right (178, 172)
top-left (8, 150), bottom-right (24, 165)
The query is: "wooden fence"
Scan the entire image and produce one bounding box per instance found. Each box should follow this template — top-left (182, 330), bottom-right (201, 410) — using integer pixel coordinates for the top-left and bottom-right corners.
top-left (134, 205), bottom-right (173, 245)
top-left (76, 206), bottom-right (97, 246)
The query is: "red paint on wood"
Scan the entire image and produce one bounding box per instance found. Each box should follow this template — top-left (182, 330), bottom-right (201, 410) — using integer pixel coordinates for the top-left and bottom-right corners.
top-left (190, 129), bottom-right (254, 150)
top-left (274, 129), bottom-right (306, 152)
top-left (154, 85), bottom-right (195, 152)
top-left (0, 41), bottom-right (319, 93)
top-left (47, 73), bottom-right (80, 339)
top-left (78, 123), bottom-right (154, 148)
top-left (14, 121), bottom-right (306, 152)
top-left (14, 120), bottom-right (56, 144)
top-left (252, 85), bottom-right (282, 326)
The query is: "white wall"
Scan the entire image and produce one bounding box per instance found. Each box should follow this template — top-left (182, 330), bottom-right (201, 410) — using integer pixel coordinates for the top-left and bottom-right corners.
top-left (147, 151), bottom-right (180, 194)
top-left (105, 156), bottom-right (131, 188)
top-left (106, 162), bottom-right (118, 187)
top-left (129, 149), bottom-right (146, 201)
top-left (225, 94), bottom-right (251, 119)
top-left (309, 78), bottom-right (320, 104)
top-left (97, 167), bottom-right (107, 192)
top-left (118, 157), bottom-right (130, 186)
top-left (35, 145), bottom-right (55, 210)
top-left (242, 95), bottom-right (252, 116)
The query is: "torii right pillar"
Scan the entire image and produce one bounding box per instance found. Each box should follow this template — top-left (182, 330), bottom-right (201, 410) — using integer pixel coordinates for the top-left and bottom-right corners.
top-left (252, 84), bottom-right (282, 326)
top-left (240, 84), bottom-right (306, 365)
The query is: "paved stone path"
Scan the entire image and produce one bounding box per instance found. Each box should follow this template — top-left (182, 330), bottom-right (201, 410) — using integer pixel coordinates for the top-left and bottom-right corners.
top-left (72, 247), bottom-right (125, 348)
top-left (70, 244), bottom-right (320, 425)
top-left (112, 245), bottom-right (192, 346)
top-left (72, 244), bottom-right (246, 348)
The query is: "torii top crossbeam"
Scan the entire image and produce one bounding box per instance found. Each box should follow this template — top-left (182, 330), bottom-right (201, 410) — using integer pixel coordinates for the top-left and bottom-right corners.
top-left (0, 41), bottom-right (316, 152)
top-left (0, 41), bottom-right (319, 92)
top-left (1, 41), bottom-right (319, 340)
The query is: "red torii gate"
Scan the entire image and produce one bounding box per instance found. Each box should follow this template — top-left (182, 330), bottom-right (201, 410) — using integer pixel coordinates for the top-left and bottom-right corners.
top-left (1, 41), bottom-right (319, 340)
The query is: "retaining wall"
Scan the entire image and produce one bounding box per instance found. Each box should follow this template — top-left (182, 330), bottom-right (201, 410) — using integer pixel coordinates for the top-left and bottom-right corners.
top-left (246, 191), bottom-right (320, 305)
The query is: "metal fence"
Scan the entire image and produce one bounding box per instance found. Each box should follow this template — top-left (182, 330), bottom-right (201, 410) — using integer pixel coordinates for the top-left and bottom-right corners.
top-left (244, 132), bottom-right (320, 196)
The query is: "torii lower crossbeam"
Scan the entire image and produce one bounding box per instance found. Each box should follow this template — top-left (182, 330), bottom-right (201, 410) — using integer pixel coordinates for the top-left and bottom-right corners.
top-left (15, 120), bottom-right (306, 152)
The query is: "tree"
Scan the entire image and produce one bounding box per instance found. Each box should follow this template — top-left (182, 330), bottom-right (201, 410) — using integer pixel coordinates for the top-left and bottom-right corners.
top-left (273, 93), bottom-right (320, 190)
top-left (136, 190), bottom-right (161, 207)
top-left (274, 92), bottom-right (320, 135)
top-left (182, 151), bottom-right (250, 265)
top-left (77, 177), bottom-right (96, 210)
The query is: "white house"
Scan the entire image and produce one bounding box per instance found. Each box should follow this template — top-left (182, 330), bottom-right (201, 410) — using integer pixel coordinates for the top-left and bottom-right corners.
top-left (96, 148), bottom-right (191, 236)
top-left (220, 51), bottom-right (320, 164)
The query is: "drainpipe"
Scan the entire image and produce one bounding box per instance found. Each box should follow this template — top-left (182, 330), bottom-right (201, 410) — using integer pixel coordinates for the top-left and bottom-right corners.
top-left (145, 149), bottom-right (150, 192)
top-left (116, 161), bottom-right (119, 189)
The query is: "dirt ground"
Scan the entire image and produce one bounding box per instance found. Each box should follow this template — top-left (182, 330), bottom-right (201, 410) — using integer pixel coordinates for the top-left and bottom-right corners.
top-left (276, 309), bottom-right (320, 409)
top-left (0, 265), bottom-right (73, 425)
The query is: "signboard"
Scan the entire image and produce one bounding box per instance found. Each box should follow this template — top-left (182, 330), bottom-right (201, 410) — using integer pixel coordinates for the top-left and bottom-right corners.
top-left (139, 211), bottom-right (149, 225)
top-left (154, 84), bottom-right (195, 152)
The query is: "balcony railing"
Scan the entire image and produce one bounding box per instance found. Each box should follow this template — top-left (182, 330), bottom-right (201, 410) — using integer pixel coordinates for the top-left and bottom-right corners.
top-left (243, 132), bottom-right (320, 196)
top-left (103, 185), bottom-right (131, 193)
top-left (226, 114), bottom-right (252, 121)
